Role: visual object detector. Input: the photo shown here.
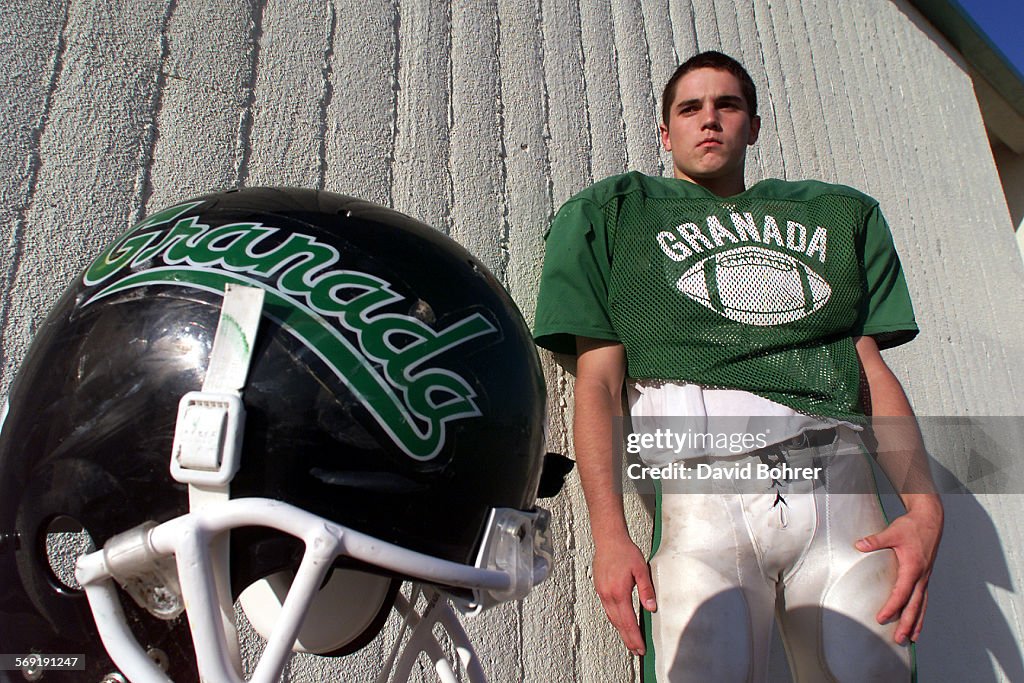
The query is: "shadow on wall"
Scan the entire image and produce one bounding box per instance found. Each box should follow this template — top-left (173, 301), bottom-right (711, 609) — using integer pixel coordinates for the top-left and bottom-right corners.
top-left (879, 455), bottom-right (1024, 682)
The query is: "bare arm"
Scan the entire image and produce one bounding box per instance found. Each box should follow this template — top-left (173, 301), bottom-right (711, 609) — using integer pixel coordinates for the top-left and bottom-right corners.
top-left (575, 337), bottom-right (656, 656)
top-left (854, 335), bottom-right (944, 645)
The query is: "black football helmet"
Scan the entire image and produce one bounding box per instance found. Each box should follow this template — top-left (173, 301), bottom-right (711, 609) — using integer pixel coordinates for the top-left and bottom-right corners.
top-left (0, 188), bottom-right (557, 682)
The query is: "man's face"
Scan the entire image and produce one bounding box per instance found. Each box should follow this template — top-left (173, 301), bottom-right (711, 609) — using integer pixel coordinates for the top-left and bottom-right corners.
top-left (659, 67), bottom-right (761, 189)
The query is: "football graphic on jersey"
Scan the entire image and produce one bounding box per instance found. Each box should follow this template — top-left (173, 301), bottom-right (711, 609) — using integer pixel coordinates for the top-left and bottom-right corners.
top-left (676, 245), bottom-right (831, 326)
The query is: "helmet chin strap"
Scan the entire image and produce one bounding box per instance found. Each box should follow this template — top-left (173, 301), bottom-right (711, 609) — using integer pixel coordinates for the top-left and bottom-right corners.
top-left (170, 284), bottom-right (266, 676)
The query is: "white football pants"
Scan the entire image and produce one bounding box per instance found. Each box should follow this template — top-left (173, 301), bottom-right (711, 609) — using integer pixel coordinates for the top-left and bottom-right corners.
top-left (644, 427), bottom-right (913, 682)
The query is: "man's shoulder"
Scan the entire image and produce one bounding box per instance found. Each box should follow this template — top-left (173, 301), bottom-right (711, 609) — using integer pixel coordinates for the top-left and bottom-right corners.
top-left (563, 172), bottom-right (703, 209)
top-left (751, 178), bottom-right (879, 208)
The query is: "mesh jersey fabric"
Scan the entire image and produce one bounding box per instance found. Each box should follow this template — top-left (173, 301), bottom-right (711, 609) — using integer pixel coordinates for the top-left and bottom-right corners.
top-left (533, 172), bottom-right (918, 418)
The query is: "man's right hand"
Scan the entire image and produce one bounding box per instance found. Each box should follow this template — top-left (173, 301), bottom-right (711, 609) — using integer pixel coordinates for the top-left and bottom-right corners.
top-left (574, 337), bottom-right (656, 656)
top-left (593, 537), bottom-right (658, 656)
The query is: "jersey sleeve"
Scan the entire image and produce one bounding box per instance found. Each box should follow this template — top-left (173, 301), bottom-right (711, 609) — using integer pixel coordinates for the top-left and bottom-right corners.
top-left (533, 197), bottom-right (618, 355)
top-left (854, 202), bottom-right (918, 349)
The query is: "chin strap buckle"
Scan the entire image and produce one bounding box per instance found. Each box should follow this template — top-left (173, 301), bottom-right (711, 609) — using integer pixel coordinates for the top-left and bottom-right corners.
top-left (168, 283), bottom-right (264, 492)
top-left (170, 391), bottom-right (245, 486)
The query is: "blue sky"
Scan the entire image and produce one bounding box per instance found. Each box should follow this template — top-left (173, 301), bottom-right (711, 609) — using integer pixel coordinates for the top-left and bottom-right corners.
top-left (955, 0), bottom-right (1024, 79)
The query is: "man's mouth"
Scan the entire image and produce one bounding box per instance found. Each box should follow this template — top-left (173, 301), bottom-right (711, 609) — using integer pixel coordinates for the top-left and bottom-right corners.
top-left (698, 139), bottom-right (722, 147)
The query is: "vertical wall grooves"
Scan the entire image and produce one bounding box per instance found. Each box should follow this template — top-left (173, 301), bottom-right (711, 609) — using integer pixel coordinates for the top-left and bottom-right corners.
top-left (492, 0), bottom-right (507, 254)
top-left (444, 0), bottom-right (455, 235)
top-left (688, 3), bottom-right (699, 52)
top-left (515, 596), bottom-right (526, 682)
top-left (316, 0), bottom-right (337, 191)
top-left (442, 0), bottom-right (454, 236)
top-left (235, 0), bottom-right (267, 187)
top-left (611, 0), bottom-right (658, 173)
top-left (888, 12), bottom-right (959, 409)
top-left (792, 1), bottom-right (836, 179)
top-left (637, 1), bottom-right (658, 165)
top-left (134, 0), bottom-right (178, 221)
top-left (610, 40), bottom-right (628, 172)
top-left (582, 0), bottom-right (628, 177)
top-left (666, 0), bottom-right (679, 64)
top-left (824, 1), bottom-right (868, 184)
top-left (766, 2), bottom-right (800, 175)
top-left (564, 403), bottom-right (580, 680)
top-left (639, 0), bottom-right (672, 178)
top-left (752, 2), bottom-right (787, 179)
top-left (493, 1), bottom-right (510, 284)
top-left (0, 0), bottom-right (70, 373)
top-left (537, 0), bottom-right (556, 226)
top-left (387, 0), bottom-right (402, 206)
top-left (574, 0), bottom-right (594, 184)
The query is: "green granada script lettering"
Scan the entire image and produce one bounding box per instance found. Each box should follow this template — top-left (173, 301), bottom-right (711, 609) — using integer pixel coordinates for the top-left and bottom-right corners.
top-left (83, 213), bottom-right (496, 460)
top-left (84, 201), bottom-right (205, 285)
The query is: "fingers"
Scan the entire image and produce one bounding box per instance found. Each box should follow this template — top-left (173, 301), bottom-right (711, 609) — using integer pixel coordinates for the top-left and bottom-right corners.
top-left (855, 528), bottom-right (890, 553)
top-left (876, 553), bottom-right (920, 625)
top-left (857, 520), bottom-right (915, 626)
top-left (911, 590), bottom-right (929, 642)
top-left (600, 592), bottom-right (646, 655)
top-left (596, 574), bottom-right (646, 655)
top-left (860, 518), bottom-right (934, 645)
top-left (892, 579), bottom-right (927, 645)
top-left (634, 563), bottom-right (658, 613)
top-left (593, 544), bottom-right (655, 656)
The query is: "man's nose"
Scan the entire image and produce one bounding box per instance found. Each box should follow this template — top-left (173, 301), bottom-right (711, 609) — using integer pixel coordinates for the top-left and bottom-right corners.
top-left (701, 107), bottom-right (722, 130)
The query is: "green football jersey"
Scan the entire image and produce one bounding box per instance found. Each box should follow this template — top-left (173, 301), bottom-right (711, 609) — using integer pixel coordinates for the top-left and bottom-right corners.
top-left (534, 172), bottom-right (917, 418)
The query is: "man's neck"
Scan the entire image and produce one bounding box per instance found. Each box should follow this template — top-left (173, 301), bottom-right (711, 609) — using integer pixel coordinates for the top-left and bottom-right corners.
top-left (676, 171), bottom-right (747, 197)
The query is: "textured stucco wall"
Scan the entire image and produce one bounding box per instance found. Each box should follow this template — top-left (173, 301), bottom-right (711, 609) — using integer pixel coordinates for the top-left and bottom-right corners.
top-left (2, 0), bottom-right (1023, 681)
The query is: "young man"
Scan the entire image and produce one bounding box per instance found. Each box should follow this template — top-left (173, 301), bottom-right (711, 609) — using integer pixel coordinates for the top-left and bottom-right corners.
top-left (534, 51), bottom-right (943, 681)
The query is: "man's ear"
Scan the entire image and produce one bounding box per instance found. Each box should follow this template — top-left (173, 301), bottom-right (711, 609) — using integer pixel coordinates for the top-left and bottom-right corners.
top-left (659, 122), bottom-right (672, 151)
top-left (748, 115), bottom-right (761, 146)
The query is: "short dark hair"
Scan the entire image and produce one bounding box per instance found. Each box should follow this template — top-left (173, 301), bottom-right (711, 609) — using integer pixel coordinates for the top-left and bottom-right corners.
top-left (661, 51), bottom-right (758, 125)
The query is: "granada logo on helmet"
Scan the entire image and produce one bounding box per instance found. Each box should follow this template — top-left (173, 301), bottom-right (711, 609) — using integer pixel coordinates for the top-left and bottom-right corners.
top-left (82, 201), bottom-right (495, 461)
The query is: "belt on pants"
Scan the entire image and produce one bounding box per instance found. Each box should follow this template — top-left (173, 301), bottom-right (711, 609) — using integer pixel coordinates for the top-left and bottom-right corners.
top-left (752, 427), bottom-right (838, 464)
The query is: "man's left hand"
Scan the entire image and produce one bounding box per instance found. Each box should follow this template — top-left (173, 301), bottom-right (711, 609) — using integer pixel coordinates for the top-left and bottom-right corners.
top-left (855, 498), bottom-right (944, 645)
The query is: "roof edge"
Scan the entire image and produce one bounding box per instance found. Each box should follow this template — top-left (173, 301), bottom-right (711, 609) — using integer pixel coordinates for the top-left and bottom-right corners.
top-left (910, 0), bottom-right (1024, 121)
